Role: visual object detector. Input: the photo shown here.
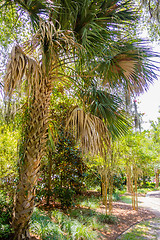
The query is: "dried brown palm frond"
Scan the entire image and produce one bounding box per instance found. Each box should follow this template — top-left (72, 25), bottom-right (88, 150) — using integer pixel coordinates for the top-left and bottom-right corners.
top-left (100, 42), bottom-right (158, 95)
top-left (23, 20), bottom-right (80, 56)
top-left (111, 54), bottom-right (146, 93)
top-left (4, 45), bottom-right (42, 98)
top-left (66, 106), bottom-right (110, 156)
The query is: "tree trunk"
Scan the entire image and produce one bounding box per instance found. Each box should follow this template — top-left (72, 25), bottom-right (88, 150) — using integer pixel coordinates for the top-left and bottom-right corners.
top-left (105, 175), bottom-right (108, 215)
top-left (126, 166), bottom-right (131, 193)
top-left (47, 152), bottom-right (53, 205)
top-left (109, 174), bottom-right (113, 214)
top-left (12, 80), bottom-right (52, 240)
top-left (135, 170), bottom-right (138, 211)
top-left (101, 174), bottom-right (106, 205)
top-left (156, 169), bottom-right (159, 188)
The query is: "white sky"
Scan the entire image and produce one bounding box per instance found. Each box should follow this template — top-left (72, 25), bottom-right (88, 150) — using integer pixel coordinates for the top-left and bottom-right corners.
top-left (138, 43), bottom-right (160, 130)
top-left (138, 80), bottom-right (160, 129)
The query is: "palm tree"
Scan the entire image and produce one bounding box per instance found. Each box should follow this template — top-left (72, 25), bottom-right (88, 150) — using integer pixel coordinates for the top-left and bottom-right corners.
top-left (2, 0), bottom-right (158, 239)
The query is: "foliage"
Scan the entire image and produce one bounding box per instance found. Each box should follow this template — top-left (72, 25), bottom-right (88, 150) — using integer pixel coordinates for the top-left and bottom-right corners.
top-left (0, 191), bottom-right (13, 239)
top-left (137, 0), bottom-right (160, 41)
top-left (53, 187), bottom-right (75, 209)
top-left (30, 207), bottom-right (98, 240)
top-left (1, 0), bottom-right (160, 237)
top-left (0, 123), bottom-right (19, 196)
top-left (75, 194), bottom-right (101, 209)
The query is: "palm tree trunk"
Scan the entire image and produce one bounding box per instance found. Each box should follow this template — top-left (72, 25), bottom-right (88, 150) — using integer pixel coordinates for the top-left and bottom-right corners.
top-left (12, 80), bottom-right (52, 240)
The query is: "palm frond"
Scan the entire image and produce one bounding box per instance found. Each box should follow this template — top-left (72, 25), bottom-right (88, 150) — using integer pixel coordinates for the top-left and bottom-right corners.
top-left (4, 45), bottom-right (41, 97)
top-left (96, 41), bottom-right (159, 94)
top-left (81, 86), bottom-right (131, 138)
top-left (66, 106), bottom-right (110, 156)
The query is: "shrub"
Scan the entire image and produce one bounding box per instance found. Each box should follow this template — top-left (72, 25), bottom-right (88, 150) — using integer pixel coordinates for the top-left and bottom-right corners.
top-left (0, 191), bottom-right (13, 239)
top-left (54, 187), bottom-right (75, 208)
top-left (97, 213), bottom-right (118, 224)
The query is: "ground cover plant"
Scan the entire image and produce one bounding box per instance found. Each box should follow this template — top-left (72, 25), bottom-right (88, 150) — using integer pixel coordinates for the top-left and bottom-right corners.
top-left (29, 193), bottom-right (118, 240)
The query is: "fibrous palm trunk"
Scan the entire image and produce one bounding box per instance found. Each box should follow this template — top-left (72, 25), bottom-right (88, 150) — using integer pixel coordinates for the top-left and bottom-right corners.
top-left (12, 79), bottom-right (52, 240)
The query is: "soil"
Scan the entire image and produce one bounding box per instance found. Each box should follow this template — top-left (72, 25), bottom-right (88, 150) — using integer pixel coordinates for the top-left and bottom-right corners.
top-left (97, 201), bottom-right (156, 240)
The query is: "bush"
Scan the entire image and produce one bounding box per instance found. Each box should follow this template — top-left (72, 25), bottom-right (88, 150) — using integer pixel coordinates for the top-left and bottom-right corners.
top-left (54, 187), bottom-right (75, 208)
top-left (97, 213), bottom-right (118, 224)
top-left (0, 191), bottom-right (13, 239)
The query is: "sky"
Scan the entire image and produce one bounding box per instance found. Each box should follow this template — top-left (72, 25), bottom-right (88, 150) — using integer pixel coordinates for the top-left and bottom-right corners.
top-left (138, 80), bottom-right (160, 130)
top-left (137, 42), bottom-right (160, 130)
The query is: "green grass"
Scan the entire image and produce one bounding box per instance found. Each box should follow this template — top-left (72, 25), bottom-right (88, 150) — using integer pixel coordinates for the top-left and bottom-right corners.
top-left (75, 195), bottom-right (101, 209)
top-left (118, 219), bottom-right (160, 240)
top-left (120, 195), bottom-right (132, 204)
top-left (137, 186), bottom-right (160, 195)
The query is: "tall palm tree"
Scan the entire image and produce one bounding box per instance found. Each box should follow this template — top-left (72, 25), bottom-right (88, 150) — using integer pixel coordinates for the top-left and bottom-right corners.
top-left (2, 0), bottom-right (158, 239)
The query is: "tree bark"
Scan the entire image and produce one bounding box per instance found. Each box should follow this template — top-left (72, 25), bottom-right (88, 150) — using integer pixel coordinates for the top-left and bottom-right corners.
top-left (12, 80), bottom-right (52, 240)
top-left (47, 152), bottom-right (53, 205)
top-left (105, 175), bottom-right (108, 215)
top-left (126, 166), bottom-right (131, 193)
top-left (156, 169), bottom-right (159, 188)
top-left (109, 174), bottom-right (113, 214)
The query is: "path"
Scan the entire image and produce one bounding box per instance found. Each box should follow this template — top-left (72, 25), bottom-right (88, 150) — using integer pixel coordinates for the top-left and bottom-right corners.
top-left (117, 191), bottom-right (160, 239)
top-left (138, 191), bottom-right (160, 217)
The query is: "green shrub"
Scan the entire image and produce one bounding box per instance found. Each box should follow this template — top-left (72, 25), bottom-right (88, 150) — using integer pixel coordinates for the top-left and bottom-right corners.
top-left (54, 187), bottom-right (75, 208)
top-left (97, 213), bottom-right (118, 224)
top-left (0, 191), bottom-right (13, 239)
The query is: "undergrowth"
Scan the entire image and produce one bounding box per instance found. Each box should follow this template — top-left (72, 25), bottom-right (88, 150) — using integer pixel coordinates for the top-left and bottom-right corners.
top-left (30, 206), bottom-right (117, 239)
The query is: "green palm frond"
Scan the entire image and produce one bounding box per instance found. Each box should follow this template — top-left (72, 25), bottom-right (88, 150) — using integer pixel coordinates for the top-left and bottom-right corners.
top-left (81, 86), bottom-right (131, 138)
top-left (96, 40), bottom-right (159, 94)
top-left (72, 0), bottom-right (137, 55)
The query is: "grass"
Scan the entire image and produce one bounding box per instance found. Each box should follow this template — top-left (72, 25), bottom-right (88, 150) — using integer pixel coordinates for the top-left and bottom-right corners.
top-left (120, 195), bottom-right (132, 204)
top-left (118, 219), bottom-right (160, 240)
top-left (137, 186), bottom-right (160, 195)
top-left (75, 194), bottom-right (101, 209)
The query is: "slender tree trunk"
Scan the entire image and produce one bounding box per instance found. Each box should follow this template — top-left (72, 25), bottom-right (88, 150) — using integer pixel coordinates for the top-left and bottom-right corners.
top-left (126, 166), bottom-right (131, 193)
top-left (131, 175), bottom-right (135, 210)
top-left (101, 174), bottom-right (105, 205)
top-left (12, 80), bottom-right (52, 240)
top-left (105, 175), bottom-right (108, 215)
top-left (47, 152), bottom-right (53, 205)
top-left (109, 174), bottom-right (113, 214)
top-left (156, 169), bottom-right (159, 188)
top-left (135, 169), bottom-right (138, 211)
